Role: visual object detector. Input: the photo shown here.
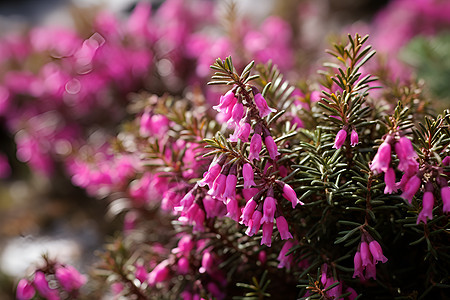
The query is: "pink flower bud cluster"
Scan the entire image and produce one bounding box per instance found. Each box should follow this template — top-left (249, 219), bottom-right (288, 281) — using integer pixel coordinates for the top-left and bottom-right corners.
top-left (353, 234), bottom-right (387, 281)
top-left (370, 135), bottom-right (450, 222)
top-left (17, 264), bottom-right (87, 300)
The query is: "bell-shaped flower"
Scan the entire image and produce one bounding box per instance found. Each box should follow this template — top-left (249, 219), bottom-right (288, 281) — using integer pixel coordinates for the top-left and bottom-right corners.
top-left (276, 216), bottom-right (293, 240)
top-left (261, 196), bottom-right (277, 224)
top-left (417, 191), bottom-right (434, 224)
top-left (441, 186), bottom-right (450, 213)
top-left (243, 163), bottom-right (256, 189)
top-left (240, 199), bottom-right (257, 226)
top-left (352, 251), bottom-right (365, 280)
top-left (400, 175), bottom-right (422, 204)
top-left (360, 241), bottom-right (372, 267)
top-left (395, 137), bottom-right (419, 173)
top-left (384, 167), bottom-right (397, 194)
top-left (248, 133), bottom-right (262, 161)
top-left (254, 93), bottom-right (275, 118)
top-left (370, 141), bottom-right (391, 174)
top-left (333, 129), bottom-right (347, 149)
top-left (350, 129), bottom-right (359, 146)
top-left (368, 240), bottom-right (388, 264)
top-left (246, 210), bottom-right (262, 236)
top-left (148, 260), bottom-right (170, 286)
top-left (264, 135), bottom-right (280, 160)
top-left (213, 90), bottom-right (236, 113)
top-left (261, 222), bottom-right (274, 247)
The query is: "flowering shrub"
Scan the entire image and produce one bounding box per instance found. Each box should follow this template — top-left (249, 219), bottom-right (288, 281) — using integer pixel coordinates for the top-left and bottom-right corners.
top-left (4, 1), bottom-right (450, 300)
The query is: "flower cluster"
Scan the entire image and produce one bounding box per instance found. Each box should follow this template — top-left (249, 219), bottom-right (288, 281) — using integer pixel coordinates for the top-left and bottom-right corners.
top-left (16, 261), bottom-right (86, 300)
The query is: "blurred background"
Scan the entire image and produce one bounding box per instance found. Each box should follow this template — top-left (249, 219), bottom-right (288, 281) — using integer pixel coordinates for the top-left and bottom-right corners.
top-left (0, 0), bottom-right (449, 298)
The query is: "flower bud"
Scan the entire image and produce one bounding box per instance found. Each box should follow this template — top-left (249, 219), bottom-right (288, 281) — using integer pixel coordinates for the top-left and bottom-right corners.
top-left (350, 129), bottom-right (359, 146)
top-left (333, 129), bottom-right (347, 149)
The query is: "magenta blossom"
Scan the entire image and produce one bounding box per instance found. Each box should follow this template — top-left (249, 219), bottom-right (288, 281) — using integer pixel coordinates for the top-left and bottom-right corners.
top-left (148, 260), bottom-right (170, 286)
top-left (276, 216), bottom-right (293, 240)
top-left (384, 167), bottom-right (397, 194)
top-left (242, 163), bottom-right (256, 189)
top-left (350, 129), bottom-right (359, 146)
top-left (264, 135), bottom-right (280, 160)
top-left (370, 141), bottom-right (391, 174)
top-left (417, 191), bottom-right (434, 224)
top-left (254, 93), bottom-right (276, 118)
top-left (16, 279), bottom-right (35, 300)
top-left (261, 222), bottom-right (274, 247)
top-left (248, 133), bottom-right (262, 161)
top-left (400, 175), bottom-right (422, 204)
top-left (261, 195), bottom-right (277, 224)
top-left (333, 129), bottom-right (347, 149)
top-left (369, 240), bottom-right (388, 264)
top-left (55, 265), bottom-right (87, 292)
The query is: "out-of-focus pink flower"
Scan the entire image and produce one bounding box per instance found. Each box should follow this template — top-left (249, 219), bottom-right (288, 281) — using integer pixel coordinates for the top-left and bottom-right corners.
top-left (0, 153), bottom-right (11, 178)
top-left (277, 240), bottom-right (295, 269)
top-left (177, 257), bottom-right (190, 275)
top-left (333, 129), bottom-right (347, 149)
top-left (135, 264), bottom-right (148, 283)
top-left (55, 265), bottom-right (87, 292)
top-left (148, 260), bottom-right (170, 286)
top-left (34, 272), bottom-right (60, 300)
top-left (16, 279), bottom-right (35, 300)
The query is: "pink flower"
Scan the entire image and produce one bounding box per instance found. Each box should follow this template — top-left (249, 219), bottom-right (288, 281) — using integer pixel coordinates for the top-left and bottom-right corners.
top-left (384, 167), bottom-right (397, 194)
top-left (198, 159), bottom-right (222, 188)
top-left (135, 264), bottom-right (148, 283)
top-left (278, 181), bottom-right (303, 208)
top-left (148, 260), bottom-right (170, 285)
top-left (264, 135), bottom-right (280, 160)
top-left (370, 141), bottom-right (391, 174)
top-left (16, 279), bottom-right (35, 300)
top-left (227, 102), bottom-right (245, 127)
top-left (369, 240), bottom-right (388, 264)
top-left (400, 175), bottom-right (422, 204)
top-left (417, 191), bottom-right (434, 224)
top-left (173, 236), bottom-right (194, 256)
top-left (55, 265), bottom-right (87, 292)
top-left (237, 121), bottom-right (251, 142)
top-left (34, 272), bottom-right (60, 300)
top-left (225, 197), bottom-right (241, 221)
top-left (350, 129), bottom-right (359, 146)
top-left (360, 241), bottom-right (372, 267)
top-left (240, 199), bottom-right (257, 226)
top-left (213, 90), bottom-right (236, 112)
top-left (395, 137), bottom-right (418, 173)
top-left (246, 210), bottom-right (263, 236)
top-left (254, 93), bottom-right (275, 118)
top-left (177, 257), bottom-right (190, 275)
top-left (353, 251), bottom-right (365, 280)
top-left (243, 163), bottom-right (256, 189)
top-left (261, 222), bottom-right (274, 246)
top-left (222, 173), bottom-right (237, 200)
top-left (365, 261), bottom-right (376, 280)
top-left (260, 196), bottom-right (277, 224)
top-left (441, 186), bottom-right (450, 213)
top-left (276, 216), bottom-right (293, 240)
top-left (208, 173), bottom-right (227, 198)
top-left (333, 129), bottom-right (347, 149)
top-left (248, 133), bottom-right (262, 161)
top-left (277, 241), bottom-right (295, 269)
top-left (199, 251), bottom-right (214, 274)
